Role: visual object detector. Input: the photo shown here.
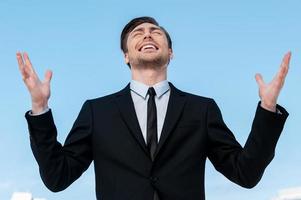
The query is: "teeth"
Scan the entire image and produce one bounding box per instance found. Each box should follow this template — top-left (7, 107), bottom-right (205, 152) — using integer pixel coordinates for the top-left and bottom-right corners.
top-left (141, 44), bottom-right (156, 51)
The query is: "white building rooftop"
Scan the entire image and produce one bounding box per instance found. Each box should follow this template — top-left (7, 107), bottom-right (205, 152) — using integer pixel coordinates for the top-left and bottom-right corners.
top-left (10, 192), bottom-right (46, 200)
top-left (272, 187), bottom-right (301, 200)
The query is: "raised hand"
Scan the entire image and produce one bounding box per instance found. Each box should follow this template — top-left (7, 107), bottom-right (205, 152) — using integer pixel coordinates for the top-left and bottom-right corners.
top-left (17, 52), bottom-right (53, 114)
top-left (255, 52), bottom-right (291, 112)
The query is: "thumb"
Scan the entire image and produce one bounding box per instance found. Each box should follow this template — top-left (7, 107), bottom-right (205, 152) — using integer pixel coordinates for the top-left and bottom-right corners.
top-left (44, 70), bottom-right (53, 84)
top-left (255, 73), bottom-right (265, 87)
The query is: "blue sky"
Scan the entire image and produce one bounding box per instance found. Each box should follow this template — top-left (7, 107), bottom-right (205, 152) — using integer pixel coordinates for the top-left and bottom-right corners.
top-left (0, 0), bottom-right (300, 199)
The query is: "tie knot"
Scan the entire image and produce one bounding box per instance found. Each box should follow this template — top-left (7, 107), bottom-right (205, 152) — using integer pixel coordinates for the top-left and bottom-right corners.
top-left (148, 87), bottom-right (156, 97)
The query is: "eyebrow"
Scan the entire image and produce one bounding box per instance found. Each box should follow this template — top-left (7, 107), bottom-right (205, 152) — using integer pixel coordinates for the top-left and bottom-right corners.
top-left (131, 26), bottom-right (163, 34)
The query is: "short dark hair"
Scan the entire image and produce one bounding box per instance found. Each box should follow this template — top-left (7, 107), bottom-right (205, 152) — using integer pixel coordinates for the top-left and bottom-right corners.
top-left (120, 16), bottom-right (172, 53)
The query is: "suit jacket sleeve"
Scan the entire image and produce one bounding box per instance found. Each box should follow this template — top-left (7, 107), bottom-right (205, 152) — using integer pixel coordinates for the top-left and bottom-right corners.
top-left (25, 101), bottom-right (93, 192)
top-left (207, 100), bottom-right (288, 188)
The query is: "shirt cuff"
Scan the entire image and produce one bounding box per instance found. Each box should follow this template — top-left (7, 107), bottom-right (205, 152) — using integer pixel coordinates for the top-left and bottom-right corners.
top-left (259, 101), bottom-right (283, 115)
top-left (28, 108), bottom-right (50, 116)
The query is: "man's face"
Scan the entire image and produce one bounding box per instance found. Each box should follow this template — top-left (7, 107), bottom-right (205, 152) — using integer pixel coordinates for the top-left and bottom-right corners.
top-left (124, 23), bottom-right (173, 68)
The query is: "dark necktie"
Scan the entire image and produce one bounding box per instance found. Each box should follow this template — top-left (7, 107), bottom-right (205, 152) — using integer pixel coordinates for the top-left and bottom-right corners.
top-left (147, 87), bottom-right (160, 200)
top-left (147, 87), bottom-right (158, 161)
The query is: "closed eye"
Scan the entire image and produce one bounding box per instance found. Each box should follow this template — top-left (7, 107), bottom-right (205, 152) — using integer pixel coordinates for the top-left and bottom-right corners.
top-left (132, 32), bottom-right (143, 37)
top-left (152, 31), bottom-right (162, 35)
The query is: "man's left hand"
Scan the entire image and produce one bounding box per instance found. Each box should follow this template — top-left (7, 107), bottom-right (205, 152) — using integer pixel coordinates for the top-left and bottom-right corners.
top-left (255, 51), bottom-right (291, 112)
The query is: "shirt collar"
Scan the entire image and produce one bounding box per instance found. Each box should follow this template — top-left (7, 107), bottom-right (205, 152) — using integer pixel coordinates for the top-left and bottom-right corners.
top-left (130, 80), bottom-right (170, 99)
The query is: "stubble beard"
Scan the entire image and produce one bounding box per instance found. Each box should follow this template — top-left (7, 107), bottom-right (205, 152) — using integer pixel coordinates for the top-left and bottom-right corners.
top-left (131, 53), bottom-right (169, 69)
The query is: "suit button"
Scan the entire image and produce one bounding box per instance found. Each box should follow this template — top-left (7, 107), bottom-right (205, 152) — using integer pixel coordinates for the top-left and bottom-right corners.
top-left (150, 176), bottom-right (158, 183)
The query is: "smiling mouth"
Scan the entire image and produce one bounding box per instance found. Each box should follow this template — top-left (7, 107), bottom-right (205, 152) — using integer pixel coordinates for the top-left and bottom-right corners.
top-left (138, 44), bottom-right (159, 52)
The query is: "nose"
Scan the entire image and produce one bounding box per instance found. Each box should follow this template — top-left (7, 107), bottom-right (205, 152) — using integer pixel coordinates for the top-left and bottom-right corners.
top-left (143, 30), bottom-right (152, 39)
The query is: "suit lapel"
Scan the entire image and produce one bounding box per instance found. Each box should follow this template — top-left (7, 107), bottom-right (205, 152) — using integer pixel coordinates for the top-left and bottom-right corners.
top-left (155, 83), bottom-right (187, 159)
top-left (114, 84), bottom-right (149, 157)
top-left (114, 83), bottom-right (187, 160)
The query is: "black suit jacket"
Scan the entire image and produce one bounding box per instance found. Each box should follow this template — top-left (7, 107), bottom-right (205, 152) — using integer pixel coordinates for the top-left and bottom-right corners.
top-left (25, 83), bottom-right (288, 200)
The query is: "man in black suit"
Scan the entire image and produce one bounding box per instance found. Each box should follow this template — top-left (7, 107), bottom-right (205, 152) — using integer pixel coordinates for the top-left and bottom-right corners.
top-left (17, 17), bottom-right (290, 200)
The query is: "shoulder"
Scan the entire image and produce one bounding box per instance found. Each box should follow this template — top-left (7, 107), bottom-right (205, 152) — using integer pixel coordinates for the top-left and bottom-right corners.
top-left (184, 91), bottom-right (214, 104)
top-left (83, 84), bottom-right (130, 107)
top-left (169, 82), bottom-right (214, 105)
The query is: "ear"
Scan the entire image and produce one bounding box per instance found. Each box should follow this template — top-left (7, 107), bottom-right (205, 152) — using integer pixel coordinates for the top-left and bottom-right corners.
top-left (124, 52), bottom-right (129, 64)
top-left (169, 49), bottom-right (173, 60)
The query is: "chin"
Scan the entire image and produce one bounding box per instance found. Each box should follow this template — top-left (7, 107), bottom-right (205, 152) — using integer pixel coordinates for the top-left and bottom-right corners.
top-left (137, 56), bottom-right (169, 68)
top-left (141, 56), bottom-right (160, 61)
top-left (140, 51), bottom-right (164, 59)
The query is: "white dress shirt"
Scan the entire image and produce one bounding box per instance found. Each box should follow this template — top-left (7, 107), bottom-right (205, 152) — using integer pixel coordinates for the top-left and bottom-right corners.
top-left (130, 80), bottom-right (170, 144)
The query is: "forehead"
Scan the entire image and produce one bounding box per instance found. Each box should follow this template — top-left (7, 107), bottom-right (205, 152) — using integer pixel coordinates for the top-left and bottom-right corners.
top-left (131, 22), bottom-right (161, 32)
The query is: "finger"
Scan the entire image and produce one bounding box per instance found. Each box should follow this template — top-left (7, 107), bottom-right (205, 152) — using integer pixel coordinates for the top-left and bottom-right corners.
top-left (44, 70), bottom-right (53, 84)
top-left (23, 52), bottom-right (36, 74)
top-left (282, 51), bottom-right (291, 77)
top-left (275, 51), bottom-right (291, 83)
top-left (255, 73), bottom-right (265, 87)
top-left (16, 52), bottom-right (25, 70)
top-left (16, 52), bottom-right (24, 65)
top-left (16, 52), bottom-right (30, 80)
top-left (280, 51), bottom-right (291, 74)
top-left (23, 64), bottom-right (32, 76)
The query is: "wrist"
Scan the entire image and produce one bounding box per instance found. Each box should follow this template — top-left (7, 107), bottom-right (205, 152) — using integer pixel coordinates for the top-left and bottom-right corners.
top-left (260, 101), bottom-right (276, 112)
top-left (31, 101), bottom-right (49, 114)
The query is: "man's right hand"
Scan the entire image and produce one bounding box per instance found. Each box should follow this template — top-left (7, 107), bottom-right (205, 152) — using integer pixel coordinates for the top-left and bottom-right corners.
top-left (17, 52), bottom-right (52, 114)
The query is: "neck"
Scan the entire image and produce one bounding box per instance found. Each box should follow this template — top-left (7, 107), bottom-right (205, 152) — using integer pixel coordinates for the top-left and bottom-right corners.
top-left (131, 65), bottom-right (167, 86)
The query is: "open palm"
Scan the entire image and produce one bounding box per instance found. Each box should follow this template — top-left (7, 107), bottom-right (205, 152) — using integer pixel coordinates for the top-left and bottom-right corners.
top-left (17, 52), bottom-right (52, 113)
top-left (255, 52), bottom-right (291, 112)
